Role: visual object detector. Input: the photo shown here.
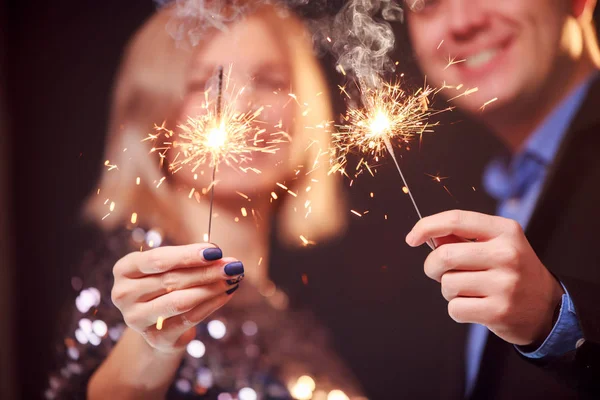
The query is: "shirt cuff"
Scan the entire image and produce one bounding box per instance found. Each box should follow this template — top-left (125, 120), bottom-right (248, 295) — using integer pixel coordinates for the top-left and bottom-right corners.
top-left (517, 284), bottom-right (584, 359)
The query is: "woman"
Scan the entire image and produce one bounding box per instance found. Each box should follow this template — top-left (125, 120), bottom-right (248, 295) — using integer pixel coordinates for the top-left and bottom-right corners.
top-left (46, 3), bottom-right (360, 399)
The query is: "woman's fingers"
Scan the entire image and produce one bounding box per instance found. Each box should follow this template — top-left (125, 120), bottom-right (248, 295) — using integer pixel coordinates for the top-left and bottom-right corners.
top-left (141, 291), bottom-right (235, 351)
top-left (133, 260), bottom-right (245, 302)
top-left (114, 243), bottom-right (225, 278)
top-left (124, 281), bottom-right (229, 327)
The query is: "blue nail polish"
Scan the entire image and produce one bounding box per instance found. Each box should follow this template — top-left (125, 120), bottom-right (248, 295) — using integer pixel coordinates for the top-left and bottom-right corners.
top-left (226, 284), bottom-right (240, 295)
top-left (226, 274), bottom-right (245, 285)
top-left (224, 261), bottom-right (244, 276)
top-left (203, 247), bottom-right (222, 261)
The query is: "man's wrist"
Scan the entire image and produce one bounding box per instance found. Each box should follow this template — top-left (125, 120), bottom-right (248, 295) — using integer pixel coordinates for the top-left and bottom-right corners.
top-left (528, 278), bottom-right (565, 348)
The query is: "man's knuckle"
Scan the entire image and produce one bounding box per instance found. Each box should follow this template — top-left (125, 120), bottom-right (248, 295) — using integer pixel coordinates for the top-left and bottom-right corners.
top-left (505, 219), bottom-right (523, 236)
top-left (493, 300), bottom-right (512, 324)
top-left (449, 209), bottom-right (463, 227)
top-left (440, 275), bottom-right (456, 300)
top-left (501, 245), bottom-right (520, 268)
top-left (423, 256), bottom-right (436, 279)
top-left (447, 300), bottom-right (464, 322)
top-left (441, 246), bottom-right (454, 265)
top-left (500, 272), bottom-right (519, 296)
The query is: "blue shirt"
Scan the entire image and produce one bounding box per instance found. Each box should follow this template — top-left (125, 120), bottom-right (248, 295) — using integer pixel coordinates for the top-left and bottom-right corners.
top-left (465, 77), bottom-right (594, 398)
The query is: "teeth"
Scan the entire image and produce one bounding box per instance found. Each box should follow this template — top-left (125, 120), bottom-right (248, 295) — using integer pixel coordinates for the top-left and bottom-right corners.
top-left (465, 48), bottom-right (498, 68)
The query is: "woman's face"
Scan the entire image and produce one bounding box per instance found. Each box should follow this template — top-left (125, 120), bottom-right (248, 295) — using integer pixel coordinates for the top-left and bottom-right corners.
top-left (174, 13), bottom-right (294, 195)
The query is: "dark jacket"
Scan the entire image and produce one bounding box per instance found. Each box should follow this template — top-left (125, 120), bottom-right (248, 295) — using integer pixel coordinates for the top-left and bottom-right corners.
top-left (270, 77), bottom-right (600, 400)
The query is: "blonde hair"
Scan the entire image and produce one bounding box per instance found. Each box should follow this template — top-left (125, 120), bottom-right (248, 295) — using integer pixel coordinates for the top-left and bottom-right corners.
top-left (85, 4), bottom-right (346, 246)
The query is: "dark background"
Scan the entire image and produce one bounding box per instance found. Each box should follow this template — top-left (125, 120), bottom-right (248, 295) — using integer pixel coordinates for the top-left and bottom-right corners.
top-left (4, 1), bottom-right (598, 399)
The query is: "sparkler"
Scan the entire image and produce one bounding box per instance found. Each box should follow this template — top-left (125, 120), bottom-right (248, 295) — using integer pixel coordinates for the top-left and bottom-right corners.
top-left (332, 80), bottom-right (443, 249)
top-left (148, 66), bottom-right (287, 242)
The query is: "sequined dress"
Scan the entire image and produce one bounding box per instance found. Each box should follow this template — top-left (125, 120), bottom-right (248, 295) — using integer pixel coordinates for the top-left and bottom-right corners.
top-left (46, 226), bottom-right (362, 400)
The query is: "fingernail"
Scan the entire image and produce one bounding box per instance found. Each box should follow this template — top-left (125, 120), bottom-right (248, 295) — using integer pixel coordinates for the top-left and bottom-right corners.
top-left (226, 274), bottom-right (245, 285)
top-left (226, 284), bottom-right (240, 295)
top-left (406, 231), bottom-right (415, 246)
top-left (224, 261), bottom-right (244, 276)
top-left (203, 247), bottom-right (223, 261)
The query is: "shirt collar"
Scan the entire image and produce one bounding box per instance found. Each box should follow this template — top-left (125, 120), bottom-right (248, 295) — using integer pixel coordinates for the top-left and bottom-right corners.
top-left (483, 73), bottom-right (596, 202)
top-left (523, 74), bottom-right (596, 164)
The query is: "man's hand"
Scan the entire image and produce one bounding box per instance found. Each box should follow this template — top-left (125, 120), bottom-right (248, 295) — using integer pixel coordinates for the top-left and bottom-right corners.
top-left (406, 210), bottom-right (564, 347)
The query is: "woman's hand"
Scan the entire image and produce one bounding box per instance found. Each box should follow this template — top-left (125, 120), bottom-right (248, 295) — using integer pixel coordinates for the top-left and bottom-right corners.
top-left (111, 243), bottom-right (244, 353)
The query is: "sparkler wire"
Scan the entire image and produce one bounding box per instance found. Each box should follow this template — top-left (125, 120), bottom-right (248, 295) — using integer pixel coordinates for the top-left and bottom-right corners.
top-left (383, 137), bottom-right (436, 250)
top-left (207, 66), bottom-right (224, 243)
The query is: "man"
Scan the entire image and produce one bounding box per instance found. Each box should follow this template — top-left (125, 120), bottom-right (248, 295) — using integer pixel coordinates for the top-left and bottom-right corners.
top-left (404, 0), bottom-right (600, 398)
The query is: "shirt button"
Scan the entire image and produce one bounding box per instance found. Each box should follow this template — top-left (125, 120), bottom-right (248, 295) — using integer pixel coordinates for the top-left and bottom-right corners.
top-left (576, 338), bottom-right (585, 349)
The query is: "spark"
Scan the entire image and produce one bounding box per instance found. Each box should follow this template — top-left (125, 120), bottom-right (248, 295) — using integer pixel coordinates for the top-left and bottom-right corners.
top-left (130, 213), bottom-right (138, 224)
top-left (236, 191), bottom-right (250, 200)
top-left (444, 55), bottom-right (466, 70)
top-left (146, 67), bottom-right (289, 242)
top-left (480, 97), bottom-right (498, 111)
top-left (338, 85), bottom-right (351, 99)
top-left (426, 173), bottom-right (454, 199)
top-left (350, 210), bottom-right (362, 217)
top-left (147, 69), bottom-right (287, 176)
top-left (448, 87), bottom-right (479, 102)
top-left (104, 160), bottom-right (118, 171)
top-left (425, 173), bottom-right (448, 183)
top-left (330, 81), bottom-right (443, 178)
top-left (156, 316), bottom-right (164, 330)
top-left (437, 39), bottom-right (444, 49)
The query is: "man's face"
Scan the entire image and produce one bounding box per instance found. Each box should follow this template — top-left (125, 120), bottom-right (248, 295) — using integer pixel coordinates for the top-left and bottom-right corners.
top-left (406, 0), bottom-right (573, 115)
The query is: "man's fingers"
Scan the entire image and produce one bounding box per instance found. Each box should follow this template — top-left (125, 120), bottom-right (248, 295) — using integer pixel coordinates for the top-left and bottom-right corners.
top-left (440, 270), bottom-right (491, 301)
top-left (407, 210), bottom-right (511, 247)
top-left (447, 297), bottom-right (491, 325)
top-left (115, 244), bottom-right (225, 278)
top-left (133, 261), bottom-right (244, 302)
top-left (424, 242), bottom-right (491, 282)
top-left (432, 235), bottom-right (465, 247)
